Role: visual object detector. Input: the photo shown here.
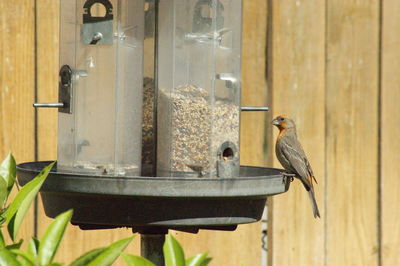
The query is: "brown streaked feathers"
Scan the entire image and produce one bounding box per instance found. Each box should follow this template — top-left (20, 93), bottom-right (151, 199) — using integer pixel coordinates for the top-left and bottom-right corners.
top-left (272, 115), bottom-right (321, 218)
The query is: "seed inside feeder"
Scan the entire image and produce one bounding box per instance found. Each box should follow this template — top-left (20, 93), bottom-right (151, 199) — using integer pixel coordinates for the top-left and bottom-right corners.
top-left (141, 77), bottom-right (156, 175)
top-left (158, 84), bottom-right (239, 177)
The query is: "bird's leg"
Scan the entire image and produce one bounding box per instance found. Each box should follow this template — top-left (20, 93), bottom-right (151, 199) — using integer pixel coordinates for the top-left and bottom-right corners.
top-left (282, 172), bottom-right (295, 182)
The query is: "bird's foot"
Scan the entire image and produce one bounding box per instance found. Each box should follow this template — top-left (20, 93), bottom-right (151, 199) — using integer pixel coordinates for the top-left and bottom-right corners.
top-left (282, 172), bottom-right (295, 182)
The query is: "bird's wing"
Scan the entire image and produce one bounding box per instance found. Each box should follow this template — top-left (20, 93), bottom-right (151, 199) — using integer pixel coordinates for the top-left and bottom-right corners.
top-left (305, 157), bottom-right (318, 184)
top-left (280, 136), bottom-right (315, 189)
top-left (276, 141), bottom-right (295, 172)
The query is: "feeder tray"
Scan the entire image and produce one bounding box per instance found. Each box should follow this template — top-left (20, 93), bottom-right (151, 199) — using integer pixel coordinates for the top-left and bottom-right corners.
top-left (17, 162), bottom-right (290, 232)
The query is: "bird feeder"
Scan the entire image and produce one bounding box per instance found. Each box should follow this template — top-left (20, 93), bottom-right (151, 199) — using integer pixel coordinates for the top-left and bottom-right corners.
top-left (17, 0), bottom-right (290, 264)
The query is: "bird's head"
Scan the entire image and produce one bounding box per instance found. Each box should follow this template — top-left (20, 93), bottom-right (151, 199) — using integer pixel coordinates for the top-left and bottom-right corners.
top-left (271, 116), bottom-right (295, 130)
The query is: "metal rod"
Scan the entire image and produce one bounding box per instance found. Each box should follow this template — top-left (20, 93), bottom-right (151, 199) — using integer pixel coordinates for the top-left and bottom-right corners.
top-left (33, 103), bottom-right (64, 108)
top-left (241, 106), bottom-right (269, 112)
top-left (141, 234), bottom-right (166, 266)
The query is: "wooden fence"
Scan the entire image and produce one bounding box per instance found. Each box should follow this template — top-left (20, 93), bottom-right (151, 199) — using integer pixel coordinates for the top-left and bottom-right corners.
top-left (1, 0), bottom-right (399, 265)
top-left (268, 1), bottom-right (399, 266)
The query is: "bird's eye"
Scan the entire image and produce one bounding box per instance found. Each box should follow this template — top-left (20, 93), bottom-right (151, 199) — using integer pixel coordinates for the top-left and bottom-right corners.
top-left (279, 117), bottom-right (285, 121)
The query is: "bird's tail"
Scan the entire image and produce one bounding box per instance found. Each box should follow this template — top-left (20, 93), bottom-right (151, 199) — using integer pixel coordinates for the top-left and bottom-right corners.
top-left (308, 189), bottom-right (320, 218)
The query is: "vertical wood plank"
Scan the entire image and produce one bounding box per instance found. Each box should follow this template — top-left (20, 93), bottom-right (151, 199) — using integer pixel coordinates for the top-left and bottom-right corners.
top-left (326, 1), bottom-right (379, 265)
top-left (174, 226), bottom-right (261, 266)
top-left (0, 0), bottom-right (36, 241)
top-left (176, 1), bottom-right (268, 265)
top-left (35, 1), bottom-right (140, 264)
top-left (381, 1), bottom-right (400, 265)
top-left (241, 0), bottom-right (269, 166)
top-left (268, 0), bottom-right (326, 265)
top-left (36, 0), bottom-right (59, 161)
top-left (0, 1), bottom-right (35, 161)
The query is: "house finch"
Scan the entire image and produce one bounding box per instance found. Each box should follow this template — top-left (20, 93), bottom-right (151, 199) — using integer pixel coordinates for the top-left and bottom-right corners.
top-left (272, 116), bottom-right (320, 218)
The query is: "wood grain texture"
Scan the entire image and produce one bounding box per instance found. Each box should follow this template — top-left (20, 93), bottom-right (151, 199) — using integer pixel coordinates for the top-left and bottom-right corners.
top-left (174, 225), bottom-right (261, 266)
top-left (36, 0), bottom-right (59, 162)
top-left (176, 1), bottom-right (268, 265)
top-left (0, 1), bottom-right (35, 161)
top-left (0, 0), bottom-right (36, 243)
top-left (380, 1), bottom-right (400, 265)
top-left (326, 0), bottom-right (379, 265)
top-left (241, 0), bottom-right (268, 166)
top-left (268, 0), bottom-right (325, 265)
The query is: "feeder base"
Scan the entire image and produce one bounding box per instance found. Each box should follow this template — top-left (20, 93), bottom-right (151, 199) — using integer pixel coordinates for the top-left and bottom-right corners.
top-left (17, 162), bottom-right (290, 232)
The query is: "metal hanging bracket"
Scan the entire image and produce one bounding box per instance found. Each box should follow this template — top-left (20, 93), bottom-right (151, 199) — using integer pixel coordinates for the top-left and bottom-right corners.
top-left (34, 65), bottom-right (73, 114)
top-left (82, 0), bottom-right (114, 45)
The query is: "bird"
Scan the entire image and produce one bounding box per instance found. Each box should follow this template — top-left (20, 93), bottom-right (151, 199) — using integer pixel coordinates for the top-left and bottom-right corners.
top-left (271, 115), bottom-right (320, 218)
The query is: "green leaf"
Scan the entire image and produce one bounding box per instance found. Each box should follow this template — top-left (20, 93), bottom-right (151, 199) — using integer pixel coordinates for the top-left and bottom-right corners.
top-left (27, 238), bottom-right (39, 259)
top-left (200, 258), bottom-right (212, 266)
top-left (6, 239), bottom-right (23, 250)
top-left (0, 216), bottom-right (5, 226)
top-left (121, 253), bottom-right (155, 266)
top-left (0, 153), bottom-right (16, 193)
top-left (69, 247), bottom-right (106, 266)
top-left (186, 253), bottom-right (211, 266)
top-left (0, 207), bottom-right (8, 226)
top-left (10, 249), bottom-right (34, 266)
top-left (86, 237), bottom-right (133, 266)
top-left (3, 161), bottom-right (55, 241)
top-left (0, 178), bottom-right (8, 208)
top-left (38, 209), bottom-right (73, 266)
top-left (163, 235), bottom-right (185, 266)
top-left (17, 256), bottom-right (34, 266)
top-left (0, 247), bottom-right (20, 266)
top-left (0, 230), bottom-right (5, 248)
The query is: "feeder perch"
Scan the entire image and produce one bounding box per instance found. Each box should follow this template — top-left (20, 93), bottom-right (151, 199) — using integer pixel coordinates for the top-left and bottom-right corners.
top-left (18, 0), bottom-right (290, 264)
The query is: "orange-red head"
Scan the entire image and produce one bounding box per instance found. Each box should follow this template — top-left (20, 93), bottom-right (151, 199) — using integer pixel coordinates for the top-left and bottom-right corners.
top-left (271, 116), bottom-right (295, 131)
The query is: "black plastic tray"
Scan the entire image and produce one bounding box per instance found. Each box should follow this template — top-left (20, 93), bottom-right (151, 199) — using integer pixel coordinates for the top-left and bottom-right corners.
top-left (17, 162), bottom-right (290, 232)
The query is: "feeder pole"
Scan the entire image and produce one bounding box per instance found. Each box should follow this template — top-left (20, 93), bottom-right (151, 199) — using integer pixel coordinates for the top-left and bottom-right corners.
top-left (140, 231), bottom-right (167, 266)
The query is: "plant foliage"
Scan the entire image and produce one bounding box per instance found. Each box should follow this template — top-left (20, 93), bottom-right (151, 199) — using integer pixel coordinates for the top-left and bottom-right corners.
top-left (0, 154), bottom-right (212, 266)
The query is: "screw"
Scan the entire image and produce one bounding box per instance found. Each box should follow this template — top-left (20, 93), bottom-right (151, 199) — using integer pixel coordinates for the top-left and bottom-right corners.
top-left (90, 32), bottom-right (103, 44)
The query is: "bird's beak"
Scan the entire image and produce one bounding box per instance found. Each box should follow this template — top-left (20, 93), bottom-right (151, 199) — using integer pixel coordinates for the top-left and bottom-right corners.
top-left (271, 119), bottom-right (280, 126)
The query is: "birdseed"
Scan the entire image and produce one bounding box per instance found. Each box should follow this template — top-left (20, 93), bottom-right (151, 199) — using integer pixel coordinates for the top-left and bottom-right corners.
top-left (141, 77), bottom-right (156, 175)
top-left (157, 84), bottom-right (239, 176)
